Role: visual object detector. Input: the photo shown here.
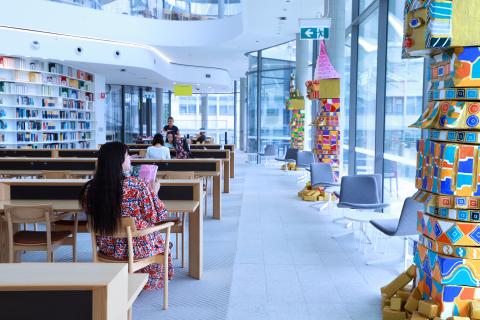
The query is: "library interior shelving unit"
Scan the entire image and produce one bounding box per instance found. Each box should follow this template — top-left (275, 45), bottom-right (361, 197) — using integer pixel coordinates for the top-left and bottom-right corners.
top-left (0, 56), bottom-right (95, 149)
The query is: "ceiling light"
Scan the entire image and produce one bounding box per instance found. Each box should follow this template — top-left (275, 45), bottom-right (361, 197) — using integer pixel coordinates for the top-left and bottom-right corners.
top-left (120, 68), bottom-right (126, 72)
top-left (279, 16), bottom-right (287, 21)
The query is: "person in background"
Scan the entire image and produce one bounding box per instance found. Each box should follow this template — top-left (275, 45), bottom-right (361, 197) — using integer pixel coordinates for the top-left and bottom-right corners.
top-left (165, 131), bottom-right (175, 148)
top-left (80, 142), bottom-right (174, 291)
top-left (163, 116), bottom-right (179, 136)
top-left (146, 133), bottom-right (171, 160)
top-left (194, 129), bottom-right (207, 144)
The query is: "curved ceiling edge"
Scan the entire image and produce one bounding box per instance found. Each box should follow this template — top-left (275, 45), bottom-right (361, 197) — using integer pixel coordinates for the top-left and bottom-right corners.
top-left (1, 0), bottom-right (243, 47)
top-left (0, 27), bottom-right (232, 91)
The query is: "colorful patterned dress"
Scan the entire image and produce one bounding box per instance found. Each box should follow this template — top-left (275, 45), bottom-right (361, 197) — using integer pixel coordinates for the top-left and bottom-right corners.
top-left (95, 176), bottom-right (174, 290)
top-left (175, 138), bottom-right (191, 159)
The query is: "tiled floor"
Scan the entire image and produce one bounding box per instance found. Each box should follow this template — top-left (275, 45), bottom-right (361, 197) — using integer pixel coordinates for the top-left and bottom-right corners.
top-left (22, 153), bottom-right (407, 319)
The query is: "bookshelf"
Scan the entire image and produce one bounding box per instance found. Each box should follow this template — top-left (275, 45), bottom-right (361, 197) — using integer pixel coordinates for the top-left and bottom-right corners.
top-left (0, 56), bottom-right (95, 149)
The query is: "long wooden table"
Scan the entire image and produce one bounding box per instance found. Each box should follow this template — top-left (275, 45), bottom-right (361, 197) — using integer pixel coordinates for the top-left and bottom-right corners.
top-left (0, 157), bottom-right (223, 220)
top-left (0, 178), bottom-right (203, 280)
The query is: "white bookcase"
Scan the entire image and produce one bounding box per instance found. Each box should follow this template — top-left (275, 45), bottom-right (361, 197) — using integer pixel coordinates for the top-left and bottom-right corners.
top-left (0, 56), bottom-right (95, 149)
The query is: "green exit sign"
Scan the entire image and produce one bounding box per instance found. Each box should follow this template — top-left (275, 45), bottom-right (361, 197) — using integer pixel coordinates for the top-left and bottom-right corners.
top-left (300, 27), bottom-right (330, 40)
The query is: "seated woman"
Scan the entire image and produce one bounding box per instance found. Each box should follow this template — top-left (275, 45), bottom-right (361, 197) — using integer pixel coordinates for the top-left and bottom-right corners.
top-left (80, 142), bottom-right (173, 290)
top-left (165, 131), bottom-right (175, 149)
top-left (146, 133), bottom-right (171, 160)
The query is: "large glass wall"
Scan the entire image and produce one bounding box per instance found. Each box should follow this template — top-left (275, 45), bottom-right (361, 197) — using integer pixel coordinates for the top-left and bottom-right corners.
top-left (170, 92), bottom-right (237, 144)
top-left (246, 41), bottom-right (296, 153)
top-left (383, 0), bottom-right (423, 209)
top-left (105, 85), bottom-right (171, 143)
top-left (345, 0), bottom-right (425, 210)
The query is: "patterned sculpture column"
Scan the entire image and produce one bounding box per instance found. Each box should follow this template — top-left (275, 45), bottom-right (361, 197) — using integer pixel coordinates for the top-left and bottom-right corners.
top-left (404, 1), bottom-right (480, 318)
top-left (306, 41), bottom-right (341, 178)
top-left (287, 73), bottom-right (306, 150)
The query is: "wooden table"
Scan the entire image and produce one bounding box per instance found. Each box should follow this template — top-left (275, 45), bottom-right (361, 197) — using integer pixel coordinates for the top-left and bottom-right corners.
top-left (0, 157), bottom-right (223, 220)
top-left (0, 263), bottom-right (145, 320)
top-left (0, 179), bottom-right (203, 280)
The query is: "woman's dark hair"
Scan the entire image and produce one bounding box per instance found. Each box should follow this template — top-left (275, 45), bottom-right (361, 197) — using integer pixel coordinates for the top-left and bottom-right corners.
top-left (80, 142), bottom-right (128, 235)
top-left (152, 133), bottom-right (164, 146)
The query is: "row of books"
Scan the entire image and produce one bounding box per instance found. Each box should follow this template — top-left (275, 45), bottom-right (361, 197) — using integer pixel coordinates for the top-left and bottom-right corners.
top-left (10, 72), bottom-right (94, 92)
top-left (16, 121), bottom-right (42, 131)
top-left (0, 57), bottom-right (94, 82)
top-left (16, 131), bottom-right (92, 142)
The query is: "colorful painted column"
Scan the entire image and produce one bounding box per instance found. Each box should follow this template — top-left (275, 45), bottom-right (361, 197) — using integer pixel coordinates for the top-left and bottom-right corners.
top-left (287, 73), bottom-right (306, 150)
top-left (404, 1), bottom-right (480, 318)
top-left (306, 41), bottom-right (341, 178)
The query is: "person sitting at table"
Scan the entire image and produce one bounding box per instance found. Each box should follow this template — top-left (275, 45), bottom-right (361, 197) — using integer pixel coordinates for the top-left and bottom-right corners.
top-left (192, 128), bottom-right (207, 144)
top-left (165, 131), bottom-right (175, 148)
top-left (163, 116), bottom-right (179, 136)
top-left (173, 135), bottom-right (191, 159)
top-left (146, 133), bottom-right (171, 160)
top-left (80, 142), bottom-right (174, 291)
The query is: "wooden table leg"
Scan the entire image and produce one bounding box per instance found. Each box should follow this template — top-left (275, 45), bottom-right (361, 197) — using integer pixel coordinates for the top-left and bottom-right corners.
top-left (188, 207), bottom-right (203, 279)
top-left (213, 175), bottom-right (221, 220)
top-left (223, 160), bottom-right (230, 194)
top-left (230, 152), bottom-right (235, 178)
top-left (0, 220), bottom-right (7, 263)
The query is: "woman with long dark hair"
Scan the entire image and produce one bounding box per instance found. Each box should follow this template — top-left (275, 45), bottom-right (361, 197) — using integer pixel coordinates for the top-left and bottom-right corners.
top-left (165, 131), bottom-right (175, 148)
top-left (80, 142), bottom-right (173, 290)
top-left (146, 133), bottom-right (171, 160)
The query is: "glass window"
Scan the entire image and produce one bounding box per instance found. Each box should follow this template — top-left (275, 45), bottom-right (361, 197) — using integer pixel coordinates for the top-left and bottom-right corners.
top-left (383, 0), bottom-right (424, 210)
top-left (342, 33), bottom-right (352, 175)
top-left (105, 85), bottom-right (122, 142)
top-left (360, 0), bottom-right (375, 11)
top-left (124, 86), bottom-right (140, 143)
top-left (247, 70), bottom-right (258, 152)
top-left (209, 104), bottom-right (217, 115)
top-left (355, 9), bottom-right (378, 174)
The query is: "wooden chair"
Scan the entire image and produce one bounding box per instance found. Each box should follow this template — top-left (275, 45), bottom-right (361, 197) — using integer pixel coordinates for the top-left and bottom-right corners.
top-left (41, 170), bottom-right (73, 179)
top-left (91, 217), bottom-right (174, 311)
top-left (41, 169), bottom-right (84, 259)
top-left (162, 171), bottom-right (194, 268)
top-left (4, 204), bottom-right (75, 263)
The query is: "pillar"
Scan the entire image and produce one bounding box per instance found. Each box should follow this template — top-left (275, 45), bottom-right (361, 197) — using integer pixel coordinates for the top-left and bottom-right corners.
top-left (239, 77), bottom-right (247, 151)
top-left (155, 88), bottom-right (164, 133)
top-left (218, 0), bottom-right (225, 18)
top-left (200, 94), bottom-right (208, 130)
top-left (295, 34), bottom-right (308, 95)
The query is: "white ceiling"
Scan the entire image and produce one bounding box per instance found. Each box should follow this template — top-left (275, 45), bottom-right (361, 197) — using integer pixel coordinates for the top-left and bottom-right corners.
top-left (158, 0), bottom-right (325, 80)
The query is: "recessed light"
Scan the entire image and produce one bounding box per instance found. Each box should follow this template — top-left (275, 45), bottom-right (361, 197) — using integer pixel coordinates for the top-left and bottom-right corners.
top-left (279, 16), bottom-right (287, 20)
top-left (120, 68), bottom-right (126, 72)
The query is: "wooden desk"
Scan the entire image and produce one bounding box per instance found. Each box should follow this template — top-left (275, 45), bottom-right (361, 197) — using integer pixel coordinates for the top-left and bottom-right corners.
top-left (0, 157), bottom-right (223, 220)
top-left (0, 263), bottom-right (143, 320)
top-left (168, 149), bottom-right (230, 193)
top-left (0, 179), bottom-right (204, 280)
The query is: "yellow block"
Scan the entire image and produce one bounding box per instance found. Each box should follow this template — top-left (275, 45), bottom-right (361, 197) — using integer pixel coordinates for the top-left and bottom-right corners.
top-left (287, 98), bottom-right (305, 110)
top-left (174, 84), bottom-right (193, 96)
top-left (452, 0), bottom-right (480, 47)
top-left (318, 79), bottom-right (340, 99)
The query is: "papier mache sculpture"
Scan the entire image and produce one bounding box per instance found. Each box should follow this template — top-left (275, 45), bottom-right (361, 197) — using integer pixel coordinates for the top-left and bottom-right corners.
top-left (401, 0), bottom-right (480, 318)
top-left (305, 41), bottom-right (341, 179)
top-left (287, 73), bottom-right (305, 150)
